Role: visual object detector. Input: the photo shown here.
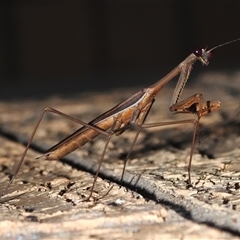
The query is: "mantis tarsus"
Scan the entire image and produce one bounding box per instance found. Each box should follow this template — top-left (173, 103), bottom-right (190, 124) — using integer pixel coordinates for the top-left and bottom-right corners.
top-left (1, 38), bottom-right (240, 201)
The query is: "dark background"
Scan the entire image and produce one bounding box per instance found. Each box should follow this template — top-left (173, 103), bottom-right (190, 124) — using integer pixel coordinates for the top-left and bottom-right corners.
top-left (1, 1), bottom-right (240, 100)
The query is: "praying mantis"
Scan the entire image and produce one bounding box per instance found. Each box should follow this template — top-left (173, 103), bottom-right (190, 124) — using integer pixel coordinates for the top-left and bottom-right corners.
top-left (1, 38), bottom-right (239, 201)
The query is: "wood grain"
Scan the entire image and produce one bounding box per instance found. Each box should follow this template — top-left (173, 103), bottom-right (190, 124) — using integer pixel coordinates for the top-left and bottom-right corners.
top-left (0, 71), bottom-right (240, 239)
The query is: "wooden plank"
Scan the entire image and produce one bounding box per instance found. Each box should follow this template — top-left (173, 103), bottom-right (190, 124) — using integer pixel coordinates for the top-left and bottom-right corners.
top-left (0, 72), bottom-right (240, 239)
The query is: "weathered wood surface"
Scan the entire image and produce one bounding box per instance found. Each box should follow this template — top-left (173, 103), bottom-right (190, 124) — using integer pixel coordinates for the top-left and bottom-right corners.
top-left (1, 71), bottom-right (240, 239)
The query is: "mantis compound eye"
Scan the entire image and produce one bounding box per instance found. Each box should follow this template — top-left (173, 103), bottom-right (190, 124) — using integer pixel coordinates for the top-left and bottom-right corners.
top-left (193, 48), bottom-right (203, 57)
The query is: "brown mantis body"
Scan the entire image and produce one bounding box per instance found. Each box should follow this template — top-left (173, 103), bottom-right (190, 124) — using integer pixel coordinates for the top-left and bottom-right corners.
top-left (1, 39), bottom-right (239, 200)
